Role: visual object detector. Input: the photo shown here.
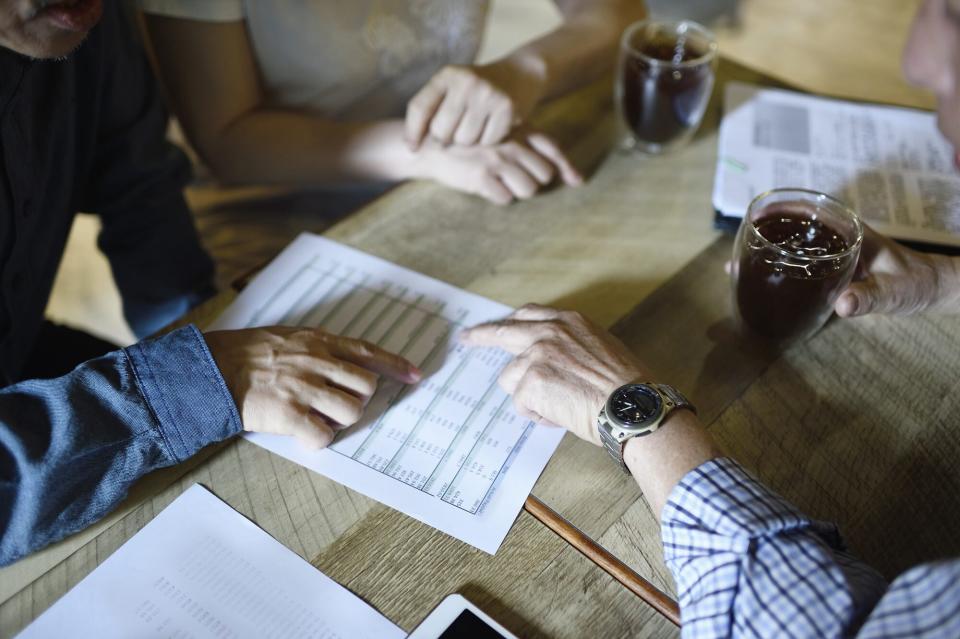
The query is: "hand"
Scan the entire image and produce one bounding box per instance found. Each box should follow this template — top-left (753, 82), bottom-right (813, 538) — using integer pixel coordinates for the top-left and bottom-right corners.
top-left (204, 327), bottom-right (421, 449)
top-left (413, 129), bottom-right (582, 205)
top-left (405, 62), bottom-right (545, 149)
top-left (459, 304), bottom-right (648, 445)
top-left (835, 224), bottom-right (960, 317)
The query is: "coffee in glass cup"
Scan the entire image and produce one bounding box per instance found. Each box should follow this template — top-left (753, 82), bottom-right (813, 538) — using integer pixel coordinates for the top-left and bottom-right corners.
top-left (616, 20), bottom-right (718, 154)
top-left (731, 189), bottom-right (863, 343)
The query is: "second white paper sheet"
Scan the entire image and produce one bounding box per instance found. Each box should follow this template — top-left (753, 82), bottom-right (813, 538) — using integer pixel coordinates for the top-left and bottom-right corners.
top-left (714, 82), bottom-right (960, 247)
top-left (18, 485), bottom-right (402, 639)
top-left (210, 234), bottom-right (564, 554)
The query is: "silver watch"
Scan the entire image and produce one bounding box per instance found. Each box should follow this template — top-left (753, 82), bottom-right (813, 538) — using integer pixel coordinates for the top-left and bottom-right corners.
top-left (597, 381), bottom-right (696, 473)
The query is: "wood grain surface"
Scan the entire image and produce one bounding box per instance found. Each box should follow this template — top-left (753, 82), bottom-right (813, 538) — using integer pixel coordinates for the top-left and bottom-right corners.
top-left (715, 0), bottom-right (932, 110)
top-left (524, 495), bottom-right (681, 625)
top-left (0, 8), bottom-right (942, 634)
top-left (1, 59), bottom-right (715, 639)
top-left (587, 233), bottom-right (960, 595)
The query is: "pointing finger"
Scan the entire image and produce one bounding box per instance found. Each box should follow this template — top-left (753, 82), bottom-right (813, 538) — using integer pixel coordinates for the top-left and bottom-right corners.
top-left (329, 338), bottom-right (422, 383)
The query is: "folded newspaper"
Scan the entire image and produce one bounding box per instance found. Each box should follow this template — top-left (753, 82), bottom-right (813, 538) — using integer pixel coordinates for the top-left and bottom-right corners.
top-left (713, 82), bottom-right (960, 247)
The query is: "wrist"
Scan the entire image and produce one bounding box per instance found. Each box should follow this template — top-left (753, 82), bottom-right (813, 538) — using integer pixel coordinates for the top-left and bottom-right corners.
top-left (591, 370), bottom-right (646, 446)
top-left (621, 409), bottom-right (702, 470)
top-left (346, 120), bottom-right (424, 181)
top-left (406, 138), bottom-right (445, 182)
top-left (622, 410), bottom-right (718, 519)
top-left (483, 54), bottom-right (548, 118)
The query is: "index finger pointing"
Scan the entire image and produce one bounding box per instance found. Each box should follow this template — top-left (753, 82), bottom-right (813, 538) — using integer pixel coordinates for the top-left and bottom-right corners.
top-left (330, 338), bottom-right (422, 384)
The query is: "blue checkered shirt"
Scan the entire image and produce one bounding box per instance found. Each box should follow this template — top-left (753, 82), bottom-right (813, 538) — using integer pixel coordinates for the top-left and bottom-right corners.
top-left (662, 458), bottom-right (960, 638)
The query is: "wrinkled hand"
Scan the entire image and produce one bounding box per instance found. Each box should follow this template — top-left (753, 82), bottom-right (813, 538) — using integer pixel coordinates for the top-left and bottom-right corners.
top-left (204, 327), bottom-right (421, 449)
top-left (835, 224), bottom-right (960, 317)
top-left (459, 304), bottom-right (648, 445)
top-left (414, 129), bottom-right (582, 205)
top-left (406, 63), bottom-right (544, 149)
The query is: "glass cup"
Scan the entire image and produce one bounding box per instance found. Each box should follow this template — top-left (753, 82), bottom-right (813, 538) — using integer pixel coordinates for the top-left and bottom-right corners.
top-left (730, 188), bottom-right (863, 343)
top-left (615, 19), bottom-right (719, 154)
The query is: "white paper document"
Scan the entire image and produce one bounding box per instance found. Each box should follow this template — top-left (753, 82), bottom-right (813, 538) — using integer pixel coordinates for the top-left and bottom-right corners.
top-left (210, 234), bottom-right (564, 554)
top-left (18, 485), bottom-right (403, 639)
top-left (714, 82), bottom-right (960, 247)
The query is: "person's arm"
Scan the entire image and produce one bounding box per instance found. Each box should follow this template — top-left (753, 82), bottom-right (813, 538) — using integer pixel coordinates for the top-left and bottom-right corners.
top-left (660, 458), bottom-right (890, 636)
top-left (140, 17), bottom-right (580, 204)
top-left (406, 0), bottom-right (646, 148)
top-left (459, 304), bottom-right (717, 515)
top-left (460, 304), bottom-right (894, 636)
top-left (0, 321), bottom-right (421, 566)
top-left (82, 4), bottom-right (217, 338)
top-left (0, 326), bottom-right (241, 566)
top-left (834, 224), bottom-right (960, 317)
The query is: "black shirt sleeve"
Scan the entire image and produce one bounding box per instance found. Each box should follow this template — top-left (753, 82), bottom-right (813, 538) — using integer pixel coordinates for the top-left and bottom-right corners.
top-left (81, 4), bottom-right (216, 338)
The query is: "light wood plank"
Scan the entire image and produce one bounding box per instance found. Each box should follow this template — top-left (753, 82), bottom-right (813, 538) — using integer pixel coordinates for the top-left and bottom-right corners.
top-left (715, 0), bottom-right (933, 110)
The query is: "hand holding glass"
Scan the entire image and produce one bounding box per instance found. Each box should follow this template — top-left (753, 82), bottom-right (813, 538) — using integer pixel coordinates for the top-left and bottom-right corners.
top-left (731, 189), bottom-right (863, 343)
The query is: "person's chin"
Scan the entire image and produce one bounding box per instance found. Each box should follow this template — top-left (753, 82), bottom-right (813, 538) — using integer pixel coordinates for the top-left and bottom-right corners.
top-left (22, 30), bottom-right (87, 59)
top-left (17, 0), bottom-right (102, 59)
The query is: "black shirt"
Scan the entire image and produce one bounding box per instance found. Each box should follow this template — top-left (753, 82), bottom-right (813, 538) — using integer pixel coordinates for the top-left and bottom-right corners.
top-left (0, 3), bottom-right (214, 385)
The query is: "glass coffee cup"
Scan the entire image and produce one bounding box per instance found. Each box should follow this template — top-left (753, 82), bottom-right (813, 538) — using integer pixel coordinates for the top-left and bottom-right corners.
top-left (731, 188), bottom-right (863, 343)
top-left (616, 20), bottom-right (718, 154)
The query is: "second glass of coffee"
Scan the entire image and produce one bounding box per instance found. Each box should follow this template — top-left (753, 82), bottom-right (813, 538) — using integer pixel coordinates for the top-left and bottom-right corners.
top-left (616, 20), bottom-right (718, 154)
top-left (731, 188), bottom-right (863, 344)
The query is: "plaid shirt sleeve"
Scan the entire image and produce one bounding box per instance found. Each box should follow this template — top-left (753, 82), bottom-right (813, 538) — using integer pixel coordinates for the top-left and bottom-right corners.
top-left (661, 458), bottom-right (960, 638)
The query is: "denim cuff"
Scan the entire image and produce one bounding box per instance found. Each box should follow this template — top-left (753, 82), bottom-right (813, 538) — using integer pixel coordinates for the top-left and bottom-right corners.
top-left (125, 325), bottom-right (242, 462)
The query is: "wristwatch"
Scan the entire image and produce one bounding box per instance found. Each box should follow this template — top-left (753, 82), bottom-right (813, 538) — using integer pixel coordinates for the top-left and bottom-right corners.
top-left (597, 381), bottom-right (696, 473)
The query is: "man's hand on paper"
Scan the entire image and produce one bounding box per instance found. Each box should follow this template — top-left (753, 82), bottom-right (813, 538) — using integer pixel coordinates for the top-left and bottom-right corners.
top-left (835, 224), bottom-right (960, 317)
top-left (459, 304), bottom-right (648, 445)
top-left (204, 328), bottom-right (422, 449)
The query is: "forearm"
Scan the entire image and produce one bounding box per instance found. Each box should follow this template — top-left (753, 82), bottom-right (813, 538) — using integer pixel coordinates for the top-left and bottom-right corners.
top-left (622, 411), bottom-right (721, 520)
top-left (485, 0), bottom-right (646, 108)
top-left (199, 114), bottom-right (424, 186)
top-left (0, 326), bottom-right (241, 565)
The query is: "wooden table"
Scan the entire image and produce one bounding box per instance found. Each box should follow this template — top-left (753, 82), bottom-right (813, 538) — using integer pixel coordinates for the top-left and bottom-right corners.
top-left (714, 0), bottom-right (932, 110)
top-left (2, 54), bottom-right (955, 637)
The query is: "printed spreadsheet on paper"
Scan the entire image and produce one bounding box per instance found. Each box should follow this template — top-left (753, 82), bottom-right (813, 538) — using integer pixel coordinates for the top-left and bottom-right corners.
top-left (210, 233), bottom-right (564, 553)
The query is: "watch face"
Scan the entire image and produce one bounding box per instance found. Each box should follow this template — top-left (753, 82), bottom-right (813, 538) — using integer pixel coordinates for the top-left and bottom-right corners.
top-left (608, 384), bottom-right (662, 427)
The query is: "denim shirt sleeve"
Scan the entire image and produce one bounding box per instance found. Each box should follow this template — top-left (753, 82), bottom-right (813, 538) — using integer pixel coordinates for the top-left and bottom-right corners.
top-left (0, 325), bottom-right (242, 566)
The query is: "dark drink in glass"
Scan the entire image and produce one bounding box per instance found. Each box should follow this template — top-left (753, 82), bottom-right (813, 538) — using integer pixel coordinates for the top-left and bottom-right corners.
top-left (731, 189), bottom-right (863, 343)
top-left (617, 20), bottom-right (718, 154)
